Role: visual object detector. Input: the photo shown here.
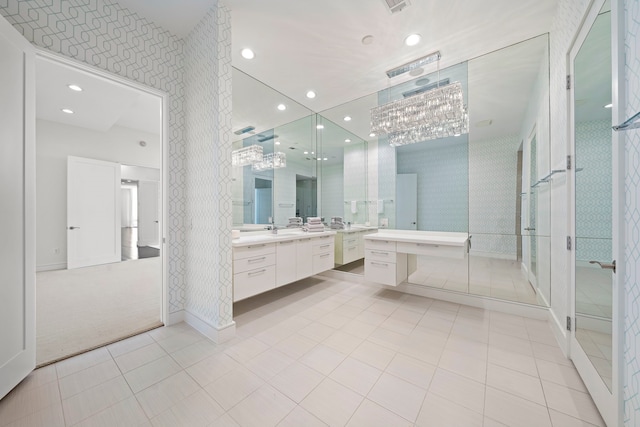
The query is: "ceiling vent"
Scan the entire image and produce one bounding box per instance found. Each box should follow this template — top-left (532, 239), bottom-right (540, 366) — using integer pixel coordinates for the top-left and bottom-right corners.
top-left (257, 134), bottom-right (278, 143)
top-left (382, 0), bottom-right (410, 14)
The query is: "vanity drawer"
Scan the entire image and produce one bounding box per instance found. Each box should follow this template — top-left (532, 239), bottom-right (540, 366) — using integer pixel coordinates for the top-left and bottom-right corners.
top-left (312, 237), bottom-right (334, 254)
top-left (342, 244), bottom-right (359, 264)
top-left (397, 242), bottom-right (466, 259)
top-left (313, 252), bottom-right (334, 274)
top-left (365, 248), bottom-right (396, 263)
top-left (364, 239), bottom-right (396, 251)
top-left (234, 252), bottom-right (276, 274)
top-left (233, 243), bottom-right (275, 261)
top-left (364, 259), bottom-right (399, 286)
top-left (233, 265), bottom-right (276, 302)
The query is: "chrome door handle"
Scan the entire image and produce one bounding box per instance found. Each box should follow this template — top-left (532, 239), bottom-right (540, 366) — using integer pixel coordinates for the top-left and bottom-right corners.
top-left (68, 226), bottom-right (80, 230)
top-left (589, 260), bottom-right (616, 273)
top-left (524, 227), bottom-right (535, 231)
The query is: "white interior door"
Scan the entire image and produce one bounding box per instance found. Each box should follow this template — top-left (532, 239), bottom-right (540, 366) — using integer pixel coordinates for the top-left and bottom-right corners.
top-left (138, 180), bottom-right (160, 247)
top-left (0, 15), bottom-right (36, 399)
top-left (67, 156), bottom-right (121, 269)
top-left (396, 174), bottom-right (417, 230)
top-left (569, 1), bottom-right (618, 425)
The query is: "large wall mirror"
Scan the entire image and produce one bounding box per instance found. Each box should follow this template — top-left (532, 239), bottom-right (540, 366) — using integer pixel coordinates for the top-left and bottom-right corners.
top-left (372, 34), bottom-right (551, 306)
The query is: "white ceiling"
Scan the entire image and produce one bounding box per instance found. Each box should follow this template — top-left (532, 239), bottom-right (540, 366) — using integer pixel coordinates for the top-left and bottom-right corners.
top-left (36, 57), bottom-right (161, 135)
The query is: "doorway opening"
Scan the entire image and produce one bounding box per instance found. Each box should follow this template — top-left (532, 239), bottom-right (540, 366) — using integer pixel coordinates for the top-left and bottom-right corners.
top-left (34, 54), bottom-right (166, 366)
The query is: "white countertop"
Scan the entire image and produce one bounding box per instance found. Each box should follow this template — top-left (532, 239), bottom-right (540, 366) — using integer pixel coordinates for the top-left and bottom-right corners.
top-left (335, 226), bottom-right (378, 234)
top-left (364, 230), bottom-right (469, 247)
top-left (232, 229), bottom-right (336, 247)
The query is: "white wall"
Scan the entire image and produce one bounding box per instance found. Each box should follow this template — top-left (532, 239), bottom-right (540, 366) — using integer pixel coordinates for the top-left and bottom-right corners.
top-left (36, 119), bottom-right (160, 270)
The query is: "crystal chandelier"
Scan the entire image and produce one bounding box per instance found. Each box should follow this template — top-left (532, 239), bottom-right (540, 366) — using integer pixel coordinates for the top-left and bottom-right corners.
top-left (232, 144), bottom-right (263, 167)
top-left (370, 81), bottom-right (468, 147)
top-left (251, 152), bottom-right (286, 171)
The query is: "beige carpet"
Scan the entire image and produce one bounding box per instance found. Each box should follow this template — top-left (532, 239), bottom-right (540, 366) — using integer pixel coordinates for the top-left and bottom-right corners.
top-left (36, 257), bottom-right (162, 366)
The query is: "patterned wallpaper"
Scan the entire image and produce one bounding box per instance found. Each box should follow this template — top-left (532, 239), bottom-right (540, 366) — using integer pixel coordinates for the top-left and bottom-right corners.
top-left (624, 0), bottom-right (640, 423)
top-left (396, 137), bottom-right (469, 232)
top-left (0, 0), bottom-right (188, 314)
top-left (468, 134), bottom-right (520, 256)
top-left (183, 5), bottom-right (233, 328)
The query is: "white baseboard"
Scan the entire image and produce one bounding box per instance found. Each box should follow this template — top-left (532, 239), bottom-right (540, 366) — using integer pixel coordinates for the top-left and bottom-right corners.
top-left (548, 308), bottom-right (569, 357)
top-left (576, 313), bottom-right (611, 335)
top-left (184, 309), bottom-right (236, 344)
top-left (36, 262), bottom-right (67, 272)
top-left (167, 310), bottom-right (185, 326)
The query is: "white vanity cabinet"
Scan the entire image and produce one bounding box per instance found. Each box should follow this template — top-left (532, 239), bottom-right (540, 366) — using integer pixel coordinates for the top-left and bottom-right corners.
top-left (232, 231), bottom-right (335, 302)
top-left (276, 240), bottom-right (297, 286)
top-left (363, 239), bottom-right (407, 286)
top-left (295, 238), bottom-right (313, 280)
top-left (334, 229), bottom-right (377, 265)
top-left (233, 243), bottom-right (276, 302)
top-left (312, 235), bottom-right (335, 274)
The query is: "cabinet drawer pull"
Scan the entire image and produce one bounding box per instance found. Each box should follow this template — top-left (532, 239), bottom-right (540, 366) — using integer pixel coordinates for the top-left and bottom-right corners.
top-left (248, 256), bottom-right (266, 263)
top-left (371, 251), bottom-right (388, 256)
top-left (320, 254), bottom-right (330, 258)
top-left (417, 243), bottom-right (439, 248)
top-left (248, 269), bottom-right (267, 277)
top-left (279, 240), bottom-right (294, 245)
top-left (320, 236), bottom-right (330, 239)
top-left (371, 262), bottom-right (388, 268)
top-left (319, 244), bottom-right (331, 249)
top-left (299, 238), bottom-right (311, 242)
top-left (247, 244), bottom-right (266, 249)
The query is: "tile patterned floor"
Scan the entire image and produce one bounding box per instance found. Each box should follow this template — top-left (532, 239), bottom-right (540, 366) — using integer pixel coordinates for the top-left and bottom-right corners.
top-left (0, 276), bottom-right (605, 427)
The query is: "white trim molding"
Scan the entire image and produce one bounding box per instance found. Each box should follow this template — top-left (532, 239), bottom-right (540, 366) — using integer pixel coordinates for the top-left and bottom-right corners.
top-left (184, 310), bottom-right (236, 344)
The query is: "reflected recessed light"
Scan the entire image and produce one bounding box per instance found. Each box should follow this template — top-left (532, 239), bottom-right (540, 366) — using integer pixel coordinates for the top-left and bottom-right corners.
top-left (62, 108), bottom-right (74, 114)
top-left (317, 157), bottom-right (321, 160)
top-left (345, 138), bottom-right (351, 143)
top-left (454, 133), bottom-right (461, 137)
top-left (68, 84), bottom-right (82, 92)
top-left (306, 90), bottom-right (316, 99)
top-left (277, 103), bottom-right (286, 111)
top-left (475, 119), bottom-right (493, 128)
top-left (323, 158), bottom-right (328, 161)
top-left (316, 124), bottom-right (324, 129)
top-left (604, 103), bottom-right (613, 108)
top-left (343, 116), bottom-right (352, 122)
top-left (241, 48), bottom-right (255, 59)
top-left (304, 151), bottom-right (309, 154)
top-left (404, 34), bottom-right (421, 46)
top-left (311, 151), bottom-right (315, 154)
top-left (275, 141), bottom-right (281, 145)
top-left (369, 132), bottom-right (376, 137)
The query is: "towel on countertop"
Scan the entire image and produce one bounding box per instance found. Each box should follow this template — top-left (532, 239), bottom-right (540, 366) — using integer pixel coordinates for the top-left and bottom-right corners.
top-left (351, 200), bottom-right (357, 214)
top-left (377, 199), bottom-right (384, 214)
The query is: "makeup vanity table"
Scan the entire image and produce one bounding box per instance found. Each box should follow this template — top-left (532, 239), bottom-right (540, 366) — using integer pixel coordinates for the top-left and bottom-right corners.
top-left (363, 230), bottom-right (469, 286)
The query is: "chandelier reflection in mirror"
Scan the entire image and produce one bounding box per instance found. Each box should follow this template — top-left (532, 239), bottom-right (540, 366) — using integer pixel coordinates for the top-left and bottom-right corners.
top-left (232, 144), bottom-right (263, 167)
top-left (370, 81), bottom-right (469, 147)
top-left (252, 152), bottom-right (286, 171)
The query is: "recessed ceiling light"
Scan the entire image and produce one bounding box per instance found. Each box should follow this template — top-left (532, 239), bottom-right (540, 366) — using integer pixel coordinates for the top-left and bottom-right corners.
top-left (304, 151), bottom-right (309, 154)
top-left (68, 84), bottom-right (82, 92)
top-left (409, 68), bottom-right (424, 76)
top-left (369, 132), bottom-right (376, 137)
top-left (317, 157), bottom-right (321, 161)
top-left (277, 103), bottom-right (286, 111)
top-left (306, 90), bottom-right (316, 99)
top-left (415, 78), bottom-right (430, 86)
top-left (404, 34), bottom-right (422, 46)
top-left (345, 138), bottom-right (351, 143)
top-left (275, 141), bottom-right (281, 145)
top-left (316, 124), bottom-right (324, 129)
top-left (343, 116), bottom-right (352, 122)
top-left (311, 151), bottom-right (315, 154)
top-left (323, 158), bottom-right (328, 161)
top-left (241, 48), bottom-right (255, 59)
top-left (604, 103), bottom-right (613, 108)
top-left (361, 35), bottom-right (374, 45)
top-left (62, 108), bottom-right (74, 114)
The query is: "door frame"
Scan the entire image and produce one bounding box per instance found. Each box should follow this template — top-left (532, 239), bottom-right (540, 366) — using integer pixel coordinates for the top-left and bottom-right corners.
top-left (35, 48), bottom-right (170, 326)
top-left (567, 0), bottom-right (624, 424)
